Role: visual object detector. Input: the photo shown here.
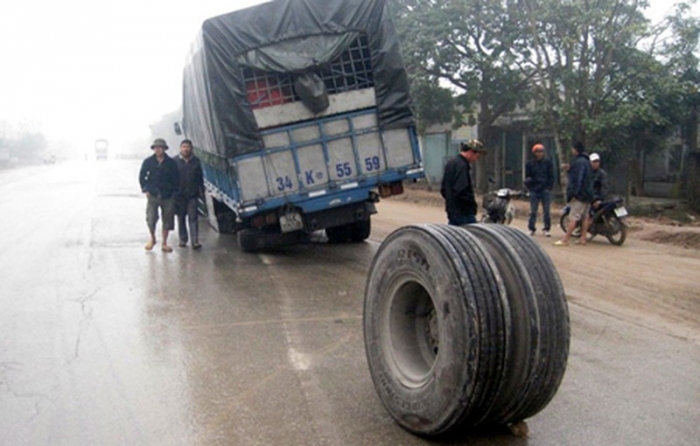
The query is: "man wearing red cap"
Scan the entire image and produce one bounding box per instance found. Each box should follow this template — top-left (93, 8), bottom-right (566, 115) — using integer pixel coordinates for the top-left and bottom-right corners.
top-left (524, 143), bottom-right (554, 236)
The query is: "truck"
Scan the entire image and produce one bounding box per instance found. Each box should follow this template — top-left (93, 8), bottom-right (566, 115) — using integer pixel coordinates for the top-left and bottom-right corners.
top-left (95, 139), bottom-right (108, 160)
top-left (178, 0), bottom-right (424, 251)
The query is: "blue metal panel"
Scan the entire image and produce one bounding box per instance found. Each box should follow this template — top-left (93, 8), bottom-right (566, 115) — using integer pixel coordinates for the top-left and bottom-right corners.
top-left (234, 167), bottom-right (424, 217)
top-left (203, 108), bottom-right (424, 218)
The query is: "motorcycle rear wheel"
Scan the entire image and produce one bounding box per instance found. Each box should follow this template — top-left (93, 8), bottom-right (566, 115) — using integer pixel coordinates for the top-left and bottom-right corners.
top-left (559, 214), bottom-right (582, 238)
top-left (604, 216), bottom-right (627, 246)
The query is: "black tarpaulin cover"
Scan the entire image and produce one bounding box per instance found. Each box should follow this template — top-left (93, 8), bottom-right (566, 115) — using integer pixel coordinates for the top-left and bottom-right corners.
top-left (183, 0), bottom-right (413, 162)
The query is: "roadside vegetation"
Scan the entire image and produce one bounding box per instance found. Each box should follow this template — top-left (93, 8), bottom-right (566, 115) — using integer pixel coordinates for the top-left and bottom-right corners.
top-left (390, 0), bottom-right (700, 209)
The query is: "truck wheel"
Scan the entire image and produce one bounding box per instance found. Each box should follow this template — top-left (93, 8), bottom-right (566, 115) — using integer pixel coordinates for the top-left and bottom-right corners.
top-left (364, 224), bottom-right (569, 436)
top-left (206, 192), bottom-right (236, 234)
top-left (237, 228), bottom-right (307, 252)
top-left (327, 218), bottom-right (371, 244)
top-left (364, 225), bottom-right (505, 435)
top-left (349, 218), bottom-right (371, 242)
top-left (464, 224), bottom-right (569, 423)
top-left (237, 229), bottom-right (261, 252)
top-left (326, 225), bottom-right (350, 243)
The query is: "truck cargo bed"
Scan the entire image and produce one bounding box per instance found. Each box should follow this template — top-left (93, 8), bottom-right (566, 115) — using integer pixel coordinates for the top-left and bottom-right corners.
top-left (203, 108), bottom-right (422, 218)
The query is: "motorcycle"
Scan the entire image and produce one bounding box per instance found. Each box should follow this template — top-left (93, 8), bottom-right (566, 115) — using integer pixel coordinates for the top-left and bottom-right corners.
top-left (559, 196), bottom-right (628, 245)
top-left (481, 188), bottom-right (523, 224)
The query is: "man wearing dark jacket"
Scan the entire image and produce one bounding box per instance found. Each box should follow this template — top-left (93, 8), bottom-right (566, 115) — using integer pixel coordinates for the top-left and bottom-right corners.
top-left (175, 139), bottom-right (204, 249)
top-left (556, 141), bottom-right (594, 246)
top-left (525, 143), bottom-right (554, 236)
top-left (589, 152), bottom-right (609, 209)
top-left (441, 139), bottom-right (487, 225)
top-left (139, 138), bottom-right (180, 252)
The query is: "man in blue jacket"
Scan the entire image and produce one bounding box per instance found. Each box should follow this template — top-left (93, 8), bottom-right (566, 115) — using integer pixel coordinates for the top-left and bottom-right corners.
top-left (555, 141), bottom-right (594, 246)
top-left (139, 138), bottom-right (180, 252)
top-left (525, 143), bottom-right (554, 236)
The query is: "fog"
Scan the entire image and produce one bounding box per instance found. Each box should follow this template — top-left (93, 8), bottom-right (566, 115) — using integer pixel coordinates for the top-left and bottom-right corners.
top-left (0, 0), bottom-right (692, 161)
top-left (0, 0), bottom-right (267, 160)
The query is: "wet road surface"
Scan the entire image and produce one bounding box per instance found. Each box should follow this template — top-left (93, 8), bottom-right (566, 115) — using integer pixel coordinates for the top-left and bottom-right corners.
top-left (1, 160), bottom-right (698, 445)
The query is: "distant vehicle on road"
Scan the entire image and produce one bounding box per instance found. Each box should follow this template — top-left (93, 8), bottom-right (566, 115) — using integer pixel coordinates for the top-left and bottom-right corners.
top-left (95, 139), bottom-right (108, 160)
top-left (177, 0), bottom-right (423, 251)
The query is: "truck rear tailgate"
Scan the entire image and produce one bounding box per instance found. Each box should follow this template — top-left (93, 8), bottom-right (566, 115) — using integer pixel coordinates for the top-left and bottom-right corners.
top-left (232, 108), bottom-right (421, 214)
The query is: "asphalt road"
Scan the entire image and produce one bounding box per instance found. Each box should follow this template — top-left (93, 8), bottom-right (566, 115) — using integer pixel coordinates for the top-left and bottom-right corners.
top-left (1, 160), bottom-right (698, 445)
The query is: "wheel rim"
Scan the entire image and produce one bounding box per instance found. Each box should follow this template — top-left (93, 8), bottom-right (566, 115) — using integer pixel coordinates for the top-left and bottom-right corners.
top-left (384, 276), bottom-right (438, 389)
top-left (605, 216), bottom-right (624, 244)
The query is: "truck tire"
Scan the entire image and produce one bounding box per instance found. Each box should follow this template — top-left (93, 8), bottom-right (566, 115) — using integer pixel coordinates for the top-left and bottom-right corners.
top-left (363, 224), bottom-right (569, 436)
top-left (237, 229), bottom-right (261, 253)
top-left (464, 224), bottom-right (569, 423)
top-left (326, 218), bottom-right (371, 243)
top-left (206, 192), bottom-right (236, 234)
top-left (238, 228), bottom-right (308, 252)
top-left (349, 218), bottom-right (371, 242)
top-left (326, 225), bottom-right (350, 244)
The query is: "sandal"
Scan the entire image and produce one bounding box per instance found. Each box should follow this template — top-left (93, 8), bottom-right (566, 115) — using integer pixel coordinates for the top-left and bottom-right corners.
top-left (553, 240), bottom-right (569, 247)
top-left (145, 240), bottom-right (156, 251)
top-left (161, 245), bottom-right (173, 253)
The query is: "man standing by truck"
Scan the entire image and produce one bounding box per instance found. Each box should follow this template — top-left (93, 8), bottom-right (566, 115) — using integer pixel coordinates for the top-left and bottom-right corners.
top-left (139, 138), bottom-right (180, 252)
top-left (175, 139), bottom-right (204, 249)
top-left (441, 139), bottom-right (487, 225)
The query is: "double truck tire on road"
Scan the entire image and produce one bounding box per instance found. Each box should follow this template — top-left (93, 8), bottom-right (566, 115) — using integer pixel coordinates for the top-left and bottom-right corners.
top-left (363, 224), bottom-right (569, 436)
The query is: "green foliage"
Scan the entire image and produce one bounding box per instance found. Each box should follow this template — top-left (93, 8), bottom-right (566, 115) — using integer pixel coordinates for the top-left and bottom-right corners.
top-left (390, 0), bottom-right (534, 134)
top-left (392, 0), bottom-right (699, 172)
top-left (410, 81), bottom-right (455, 133)
top-left (663, 1), bottom-right (700, 74)
top-left (519, 0), bottom-right (700, 169)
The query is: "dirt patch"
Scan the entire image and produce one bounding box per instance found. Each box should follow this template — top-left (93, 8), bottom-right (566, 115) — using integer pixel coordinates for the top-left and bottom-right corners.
top-left (391, 185), bottom-right (445, 207)
top-left (629, 225), bottom-right (700, 250)
top-left (393, 182), bottom-right (700, 250)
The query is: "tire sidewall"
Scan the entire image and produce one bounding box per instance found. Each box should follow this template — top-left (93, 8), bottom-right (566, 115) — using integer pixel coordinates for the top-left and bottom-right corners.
top-left (364, 229), bottom-right (478, 434)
